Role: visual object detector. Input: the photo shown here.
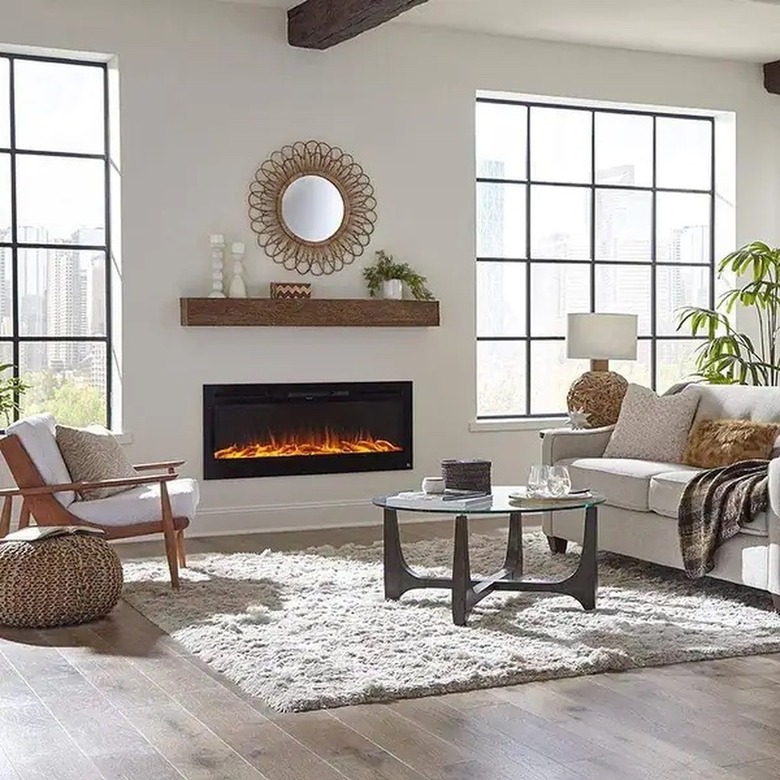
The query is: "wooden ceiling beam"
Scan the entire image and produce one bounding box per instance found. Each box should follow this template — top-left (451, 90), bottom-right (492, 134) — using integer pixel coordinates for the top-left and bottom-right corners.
top-left (764, 60), bottom-right (780, 94)
top-left (288, 0), bottom-right (431, 50)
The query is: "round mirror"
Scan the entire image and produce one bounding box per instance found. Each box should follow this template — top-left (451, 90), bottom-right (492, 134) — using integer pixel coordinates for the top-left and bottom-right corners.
top-left (249, 140), bottom-right (377, 275)
top-left (281, 175), bottom-right (345, 243)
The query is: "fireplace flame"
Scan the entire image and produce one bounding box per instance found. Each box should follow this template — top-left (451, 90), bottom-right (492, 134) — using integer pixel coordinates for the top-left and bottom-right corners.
top-left (214, 428), bottom-right (402, 459)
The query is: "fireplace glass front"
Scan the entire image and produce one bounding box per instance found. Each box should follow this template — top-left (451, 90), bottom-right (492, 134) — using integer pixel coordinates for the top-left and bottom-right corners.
top-left (203, 382), bottom-right (413, 479)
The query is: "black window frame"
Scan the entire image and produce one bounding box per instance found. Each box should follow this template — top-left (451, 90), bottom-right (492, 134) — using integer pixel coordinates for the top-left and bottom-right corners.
top-left (476, 96), bottom-right (716, 420)
top-left (0, 52), bottom-right (113, 427)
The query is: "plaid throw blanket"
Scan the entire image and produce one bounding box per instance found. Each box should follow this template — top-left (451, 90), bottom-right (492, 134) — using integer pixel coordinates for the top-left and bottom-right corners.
top-left (678, 460), bottom-right (769, 578)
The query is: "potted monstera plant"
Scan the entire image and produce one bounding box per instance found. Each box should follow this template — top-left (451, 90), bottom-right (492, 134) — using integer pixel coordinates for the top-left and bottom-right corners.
top-left (0, 364), bottom-right (28, 429)
top-left (677, 241), bottom-right (780, 385)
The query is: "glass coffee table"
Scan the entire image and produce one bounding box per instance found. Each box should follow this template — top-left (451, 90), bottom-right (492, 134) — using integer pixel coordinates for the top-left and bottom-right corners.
top-left (372, 486), bottom-right (606, 626)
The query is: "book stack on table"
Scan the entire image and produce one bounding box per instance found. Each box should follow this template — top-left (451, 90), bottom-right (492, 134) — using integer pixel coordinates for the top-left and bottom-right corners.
top-left (384, 489), bottom-right (493, 511)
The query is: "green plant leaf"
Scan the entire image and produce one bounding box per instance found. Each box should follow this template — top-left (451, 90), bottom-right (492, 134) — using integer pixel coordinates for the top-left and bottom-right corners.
top-left (362, 249), bottom-right (434, 301)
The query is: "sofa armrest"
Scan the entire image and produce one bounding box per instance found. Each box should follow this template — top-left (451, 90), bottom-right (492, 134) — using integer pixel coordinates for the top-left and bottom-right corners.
top-left (766, 459), bottom-right (780, 597)
top-left (539, 426), bottom-right (615, 465)
top-left (768, 459), bottom-right (780, 521)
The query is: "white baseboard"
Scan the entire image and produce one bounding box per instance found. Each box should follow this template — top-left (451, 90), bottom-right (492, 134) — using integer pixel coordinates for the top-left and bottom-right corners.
top-left (185, 499), bottom-right (541, 538)
top-left (188, 499), bottom-right (381, 537)
top-left (6, 499), bottom-right (540, 545)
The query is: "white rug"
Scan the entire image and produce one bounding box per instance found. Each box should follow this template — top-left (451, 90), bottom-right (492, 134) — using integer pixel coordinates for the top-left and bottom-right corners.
top-left (122, 530), bottom-right (780, 712)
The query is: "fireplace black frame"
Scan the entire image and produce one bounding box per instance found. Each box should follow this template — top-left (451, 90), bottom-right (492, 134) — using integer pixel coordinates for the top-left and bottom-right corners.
top-left (203, 381), bottom-right (413, 480)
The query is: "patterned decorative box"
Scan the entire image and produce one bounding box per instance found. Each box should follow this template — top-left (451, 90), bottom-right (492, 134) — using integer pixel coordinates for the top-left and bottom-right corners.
top-left (440, 459), bottom-right (492, 493)
top-left (270, 282), bottom-right (312, 300)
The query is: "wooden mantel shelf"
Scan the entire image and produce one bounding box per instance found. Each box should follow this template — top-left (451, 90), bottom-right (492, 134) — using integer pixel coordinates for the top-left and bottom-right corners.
top-left (179, 298), bottom-right (440, 328)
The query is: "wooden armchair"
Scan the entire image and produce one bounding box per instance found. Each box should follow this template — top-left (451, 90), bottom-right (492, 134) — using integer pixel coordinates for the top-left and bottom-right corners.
top-left (0, 415), bottom-right (200, 589)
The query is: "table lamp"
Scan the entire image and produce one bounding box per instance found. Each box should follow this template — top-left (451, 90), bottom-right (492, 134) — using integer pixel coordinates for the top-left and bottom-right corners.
top-left (566, 313), bottom-right (638, 428)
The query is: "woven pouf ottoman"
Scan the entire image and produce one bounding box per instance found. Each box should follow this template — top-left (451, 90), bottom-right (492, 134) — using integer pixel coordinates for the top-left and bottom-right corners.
top-left (0, 529), bottom-right (123, 628)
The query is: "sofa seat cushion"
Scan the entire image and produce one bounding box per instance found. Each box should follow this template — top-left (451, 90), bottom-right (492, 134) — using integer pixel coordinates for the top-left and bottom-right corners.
top-left (648, 470), bottom-right (700, 519)
top-left (557, 458), bottom-right (699, 512)
top-left (649, 469), bottom-right (768, 537)
top-left (68, 478), bottom-right (199, 527)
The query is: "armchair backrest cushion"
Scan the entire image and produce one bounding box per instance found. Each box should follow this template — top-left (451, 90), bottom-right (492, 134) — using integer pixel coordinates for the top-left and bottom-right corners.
top-left (688, 385), bottom-right (780, 425)
top-left (5, 414), bottom-right (75, 507)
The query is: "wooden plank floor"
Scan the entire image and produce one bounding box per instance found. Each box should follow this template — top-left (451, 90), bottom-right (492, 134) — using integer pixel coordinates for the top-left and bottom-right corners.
top-left (1, 522), bottom-right (780, 779)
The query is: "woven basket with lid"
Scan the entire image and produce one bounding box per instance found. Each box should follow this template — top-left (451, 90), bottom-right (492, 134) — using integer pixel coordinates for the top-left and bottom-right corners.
top-left (440, 459), bottom-right (492, 493)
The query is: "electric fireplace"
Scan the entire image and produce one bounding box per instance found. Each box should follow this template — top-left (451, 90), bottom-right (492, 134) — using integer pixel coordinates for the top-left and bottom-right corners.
top-left (203, 381), bottom-right (413, 479)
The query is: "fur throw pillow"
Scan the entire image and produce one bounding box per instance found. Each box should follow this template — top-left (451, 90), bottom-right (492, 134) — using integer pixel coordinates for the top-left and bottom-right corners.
top-left (683, 419), bottom-right (780, 469)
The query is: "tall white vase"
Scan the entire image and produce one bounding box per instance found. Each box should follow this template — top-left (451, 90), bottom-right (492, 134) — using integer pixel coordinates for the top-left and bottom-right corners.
top-left (228, 242), bottom-right (248, 299)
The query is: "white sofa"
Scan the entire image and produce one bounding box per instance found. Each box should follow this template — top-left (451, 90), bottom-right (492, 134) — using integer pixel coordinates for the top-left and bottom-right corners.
top-left (541, 384), bottom-right (780, 609)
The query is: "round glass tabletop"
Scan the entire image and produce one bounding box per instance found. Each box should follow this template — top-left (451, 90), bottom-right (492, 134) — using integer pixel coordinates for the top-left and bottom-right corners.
top-left (373, 486), bottom-right (605, 515)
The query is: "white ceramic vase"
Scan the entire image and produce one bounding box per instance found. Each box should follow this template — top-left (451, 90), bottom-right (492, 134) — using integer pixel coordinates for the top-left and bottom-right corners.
top-left (382, 279), bottom-right (403, 300)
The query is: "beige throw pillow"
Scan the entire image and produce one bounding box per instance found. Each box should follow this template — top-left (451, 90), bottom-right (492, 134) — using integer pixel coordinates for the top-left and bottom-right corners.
top-left (683, 419), bottom-right (780, 469)
top-left (55, 424), bottom-right (137, 501)
top-left (603, 384), bottom-right (700, 463)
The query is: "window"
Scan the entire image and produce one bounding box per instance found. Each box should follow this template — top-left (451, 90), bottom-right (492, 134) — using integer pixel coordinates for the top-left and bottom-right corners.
top-left (0, 53), bottom-right (113, 427)
top-left (476, 98), bottom-right (717, 419)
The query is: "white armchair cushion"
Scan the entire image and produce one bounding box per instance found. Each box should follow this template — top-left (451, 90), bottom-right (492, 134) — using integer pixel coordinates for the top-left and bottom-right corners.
top-left (6, 414), bottom-right (75, 507)
top-left (68, 477), bottom-right (199, 527)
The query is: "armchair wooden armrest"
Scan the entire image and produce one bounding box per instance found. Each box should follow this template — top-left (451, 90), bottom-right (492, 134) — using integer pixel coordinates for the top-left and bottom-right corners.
top-left (133, 459), bottom-right (185, 473)
top-left (8, 473), bottom-right (178, 497)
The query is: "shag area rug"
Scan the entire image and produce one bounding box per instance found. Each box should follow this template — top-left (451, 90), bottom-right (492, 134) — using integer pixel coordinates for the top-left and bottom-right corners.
top-left (122, 530), bottom-right (780, 712)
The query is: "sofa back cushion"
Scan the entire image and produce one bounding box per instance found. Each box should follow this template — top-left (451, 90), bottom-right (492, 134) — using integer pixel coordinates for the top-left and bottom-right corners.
top-left (5, 414), bottom-right (75, 507)
top-left (603, 384), bottom-right (700, 463)
top-left (688, 385), bottom-right (780, 426)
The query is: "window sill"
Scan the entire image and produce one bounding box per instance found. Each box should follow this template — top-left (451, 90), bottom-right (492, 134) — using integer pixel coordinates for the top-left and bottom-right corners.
top-left (469, 417), bottom-right (567, 433)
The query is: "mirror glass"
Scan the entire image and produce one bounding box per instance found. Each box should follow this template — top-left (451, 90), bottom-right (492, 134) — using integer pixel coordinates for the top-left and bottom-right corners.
top-left (281, 175), bottom-right (345, 243)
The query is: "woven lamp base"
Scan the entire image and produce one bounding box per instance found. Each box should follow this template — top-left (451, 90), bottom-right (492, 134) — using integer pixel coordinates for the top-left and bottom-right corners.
top-left (567, 371), bottom-right (628, 428)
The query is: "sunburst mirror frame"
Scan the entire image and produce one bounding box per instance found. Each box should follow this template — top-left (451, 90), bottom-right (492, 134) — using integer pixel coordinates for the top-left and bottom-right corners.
top-left (248, 140), bottom-right (378, 276)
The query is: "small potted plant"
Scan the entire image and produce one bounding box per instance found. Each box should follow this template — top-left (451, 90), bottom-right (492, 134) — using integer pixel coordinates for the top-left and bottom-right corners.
top-left (362, 250), bottom-right (434, 301)
top-left (0, 364), bottom-right (28, 430)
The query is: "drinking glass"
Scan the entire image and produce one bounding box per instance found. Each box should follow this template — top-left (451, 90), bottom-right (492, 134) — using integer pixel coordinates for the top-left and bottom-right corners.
top-left (527, 464), bottom-right (550, 497)
top-left (547, 465), bottom-right (572, 497)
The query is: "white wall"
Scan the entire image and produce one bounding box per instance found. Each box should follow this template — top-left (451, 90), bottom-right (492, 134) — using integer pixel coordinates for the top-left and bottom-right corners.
top-left (2, 0), bottom-right (779, 534)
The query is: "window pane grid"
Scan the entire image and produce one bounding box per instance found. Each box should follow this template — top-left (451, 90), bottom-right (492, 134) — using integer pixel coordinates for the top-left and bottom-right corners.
top-left (477, 176), bottom-right (712, 196)
top-left (476, 97), bottom-right (715, 418)
top-left (478, 258), bottom-right (713, 268)
top-left (10, 242), bottom-right (107, 250)
top-left (0, 148), bottom-right (106, 160)
top-left (476, 335), bottom-right (707, 343)
top-left (479, 97), bottom-right (715, 122)
top-left (1, 53), bottom-right (112, 427)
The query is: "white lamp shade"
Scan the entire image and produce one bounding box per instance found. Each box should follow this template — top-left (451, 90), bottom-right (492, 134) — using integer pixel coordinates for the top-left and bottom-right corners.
top-left (566, 313), bottom-right (638, 361)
